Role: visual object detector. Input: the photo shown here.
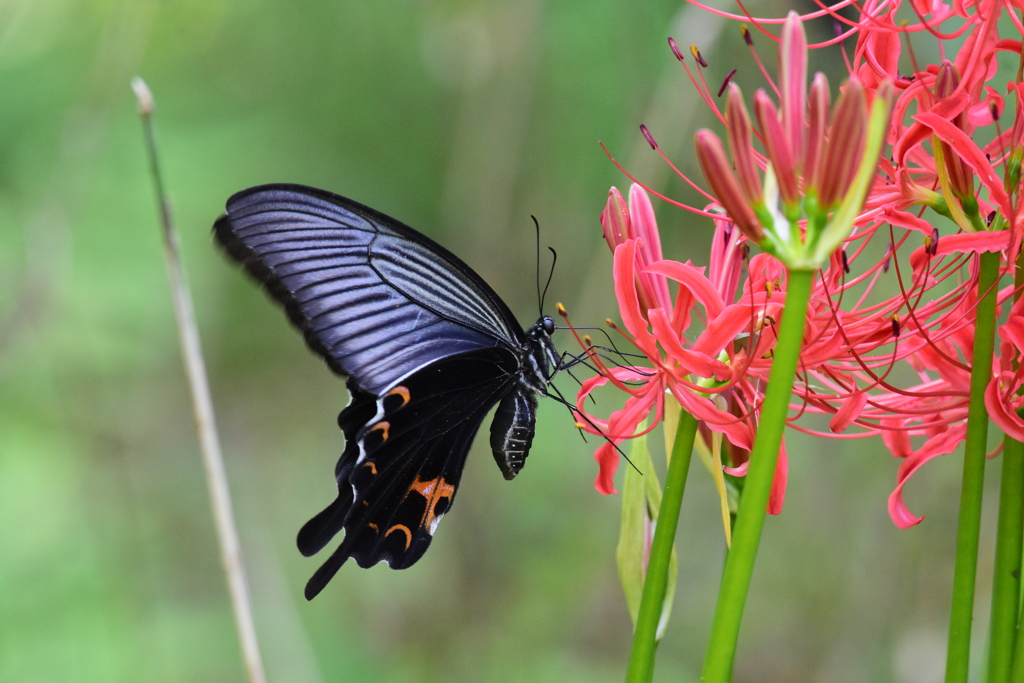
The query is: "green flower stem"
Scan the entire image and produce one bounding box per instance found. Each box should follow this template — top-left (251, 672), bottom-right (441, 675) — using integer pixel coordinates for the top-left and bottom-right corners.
top-left (989, 436), bottom-right (1024, 683)
top-left (946, 249), bottom-right (1001, 683)
top-left (992, 243), bottom-right (1024, 683)
top-left (1013, 629), bottom-right (1024, 682)
top-left (700, 268), bottom-right (814, 683)
top-left (625, 409), bottom-right (699, 683)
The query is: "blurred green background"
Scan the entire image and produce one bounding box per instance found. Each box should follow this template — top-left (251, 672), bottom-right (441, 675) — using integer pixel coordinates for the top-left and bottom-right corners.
top-left (0, 0), bottom-right (1005, 681)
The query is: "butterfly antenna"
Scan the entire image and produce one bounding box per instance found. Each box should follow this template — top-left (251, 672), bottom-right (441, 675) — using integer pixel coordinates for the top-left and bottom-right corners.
top-left (533, 216), bottom-right (543, 316)
top-left (541, 247), bottom-right (556, 313)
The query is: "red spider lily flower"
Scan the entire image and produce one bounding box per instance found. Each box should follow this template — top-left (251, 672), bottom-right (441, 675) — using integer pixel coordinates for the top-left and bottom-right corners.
top-left (785, 223), bottom-right (1017, 527)
top-left (584, 197), bottom-right (1007, 522)
top-left (576, 189), bottom-right (789, 504)
top-left (692, 12), bottom-right (893, 270)
top-left (682, 0), bottom-right (1023, 241)
top-left (846, 0), bottom-right (1023, 236)
top-left (589, 2), bottom-right (1024, 529)
top-left (802, 0), bottom-right (1024, 526)
top-left (581, 12), bottom-right (891, 505)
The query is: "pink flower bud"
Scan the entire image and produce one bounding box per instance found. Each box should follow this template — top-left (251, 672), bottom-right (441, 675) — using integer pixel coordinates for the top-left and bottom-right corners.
top-left (818, 79), bottom-right (867, 208)
top-left (804, 73), bottom-right (830, 192)
top-left (780, 11), bottom-right (807, 168)
top-left (601, 187), bottom-right (630, 252)
top-left (753, 90), bottom-right (800, 207)
top-left (695, 129), bottom-right (765, 242)
top-left (725, 84), bottom-right (762, 206)
top-left (934, 61), bottom-right (974, 199)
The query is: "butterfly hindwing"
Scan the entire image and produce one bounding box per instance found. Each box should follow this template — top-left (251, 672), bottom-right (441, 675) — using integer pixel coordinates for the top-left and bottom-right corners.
top-left (214, 184), bottom-right (524, 394)
top-left (298, 347), bottom-right (520, 599)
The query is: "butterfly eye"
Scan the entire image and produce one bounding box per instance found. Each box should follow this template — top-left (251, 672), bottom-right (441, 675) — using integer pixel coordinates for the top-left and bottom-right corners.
top-left (542, 316), bottom-right (555, 335)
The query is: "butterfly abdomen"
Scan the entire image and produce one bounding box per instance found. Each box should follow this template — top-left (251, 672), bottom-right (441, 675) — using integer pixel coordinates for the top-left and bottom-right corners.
top-left (489, 388), bottom-right (538, 480)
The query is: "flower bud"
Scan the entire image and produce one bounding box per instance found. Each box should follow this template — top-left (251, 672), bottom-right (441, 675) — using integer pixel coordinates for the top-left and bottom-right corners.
top-left (818, 79), bottom-right (867, 208)
top-left (779, 11), bottom-right (807, 167)
top-left (695, 129), bottom-right (765, 242)
top-left (934, 61), bottom-right (974, 199)
top-left (725, 84), bottom-right (762, 206)
top-left (804, 73), bottom-right (830, 192)
top-left (753, 90), bottom-right (800, 209)
top-left (601, 187), bottom-right (631, 252)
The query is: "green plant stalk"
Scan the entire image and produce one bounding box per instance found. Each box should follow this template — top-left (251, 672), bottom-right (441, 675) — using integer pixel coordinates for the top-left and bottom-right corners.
top-left (1013, 630), bottom-right (1024, 682)
top-left (946, 249), bottom-right (1001, 683)
top-left (995, 242), bottom-right (1024, 683)
top-left (700, 268), bottom-right (814, 683)
top-left (625, 409), bottom-right (699, 683)
top-left (1013, 581), bottom-right (1024, 683)
top-left (989, 436), bottom-right (1024, 683)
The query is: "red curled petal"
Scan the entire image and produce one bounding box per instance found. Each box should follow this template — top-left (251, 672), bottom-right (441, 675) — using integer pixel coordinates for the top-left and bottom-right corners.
top-left (881, 420), bottom-right (913, 459)
top-left (767, 441), bottom-right (788, 515)
top-left (967, 86), bottom-right (1003, 127)
top-left (723, 461), bottom-right (747, 476)
top-left (692, 300), bottom-right (783, 358)
top-left (594, 443), bottom-right (619, 495)
top-left (882, 208), bottom-right (936, 235)
top-left (887, 425), bottom-right (966, 529)
top-left (645, 259), bottom-right (726, 319)
top-left (592, 387), bottom-right (662, 495)
top-left (908, 231), bottom-right (1010, 272)
top-left (1000, 317), bottom-right (1024, 353)
top-left (987, 373), bottom-right (1024, 442)
top-left (613, 241), bottom-right (659, 358)
top-left (672, 388), bottom-right (753, 451)
top-left (649, 307), bottom-right (731, 380)
top-left (830, 390), bottom-right (868, 433)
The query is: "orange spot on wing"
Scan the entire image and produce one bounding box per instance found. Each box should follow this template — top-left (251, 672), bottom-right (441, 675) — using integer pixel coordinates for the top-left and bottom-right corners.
top-left (408, 476), bottom-right (456, 533)
top-left (386, 386), bottom-right (411, 407)
top-left (364, 461), bottom-right (377, 475)
top-left (369, 421), bottom-right (390, 441)
top-left (385, 524), bottom-right (412, 550)
top-left (368, 522), bottom-right (378, 532)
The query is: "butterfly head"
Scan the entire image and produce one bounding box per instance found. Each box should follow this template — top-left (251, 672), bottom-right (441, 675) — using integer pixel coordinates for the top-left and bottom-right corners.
top-left (522, 316), bottom-right (559, 389)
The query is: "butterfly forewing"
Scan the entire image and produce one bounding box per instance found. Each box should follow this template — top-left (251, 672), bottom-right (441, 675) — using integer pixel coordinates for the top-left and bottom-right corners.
top-left (215, 184), bottom-right (523, 394)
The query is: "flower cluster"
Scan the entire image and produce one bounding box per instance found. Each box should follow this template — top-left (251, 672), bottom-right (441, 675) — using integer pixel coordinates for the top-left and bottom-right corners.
top-left (579, 1), bottom-right (1024, 529)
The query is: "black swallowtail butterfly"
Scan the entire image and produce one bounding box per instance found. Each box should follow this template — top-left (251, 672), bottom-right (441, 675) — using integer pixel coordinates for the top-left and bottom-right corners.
top-left (214, 184), bottom-right (558, 599)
